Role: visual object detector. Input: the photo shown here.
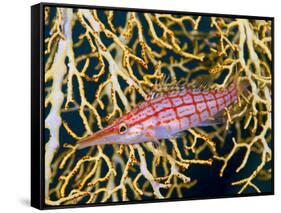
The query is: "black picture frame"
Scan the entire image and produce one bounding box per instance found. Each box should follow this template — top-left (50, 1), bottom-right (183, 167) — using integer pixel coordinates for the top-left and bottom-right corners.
top-left (31, 2), bottom-right (274, 210)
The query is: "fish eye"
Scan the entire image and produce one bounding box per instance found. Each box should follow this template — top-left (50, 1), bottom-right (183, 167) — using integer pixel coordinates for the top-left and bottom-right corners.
top-left (119, 123), bottom-right (128, 134)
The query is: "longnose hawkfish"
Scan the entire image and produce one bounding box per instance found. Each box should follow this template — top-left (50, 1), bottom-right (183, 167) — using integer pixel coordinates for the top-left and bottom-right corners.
top-left (77, 80), bottom-right (238, 149)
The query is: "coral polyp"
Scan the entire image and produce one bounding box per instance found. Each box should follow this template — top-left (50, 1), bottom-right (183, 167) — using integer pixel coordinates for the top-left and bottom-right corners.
top-left (44, 6), bottom-right (273, 206)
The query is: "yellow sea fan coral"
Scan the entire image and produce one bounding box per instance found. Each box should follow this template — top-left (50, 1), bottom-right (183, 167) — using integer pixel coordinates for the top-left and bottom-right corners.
top-left (44, 7), bottom-right (272, 206)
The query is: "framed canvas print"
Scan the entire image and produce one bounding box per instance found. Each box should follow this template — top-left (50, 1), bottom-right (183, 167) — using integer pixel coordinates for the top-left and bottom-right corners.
top-left (31, 2), bottom-right (274, 210)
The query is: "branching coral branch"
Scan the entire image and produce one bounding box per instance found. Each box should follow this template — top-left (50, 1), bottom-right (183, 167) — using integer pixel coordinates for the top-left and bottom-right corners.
top-left (45, 8), bottom-right (73, 198)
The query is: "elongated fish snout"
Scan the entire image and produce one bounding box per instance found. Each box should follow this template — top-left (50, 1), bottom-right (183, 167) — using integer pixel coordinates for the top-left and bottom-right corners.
top-left (77, 125), bottom-right (117, 149)
top-left (77, 135), bottom-right (106, 149)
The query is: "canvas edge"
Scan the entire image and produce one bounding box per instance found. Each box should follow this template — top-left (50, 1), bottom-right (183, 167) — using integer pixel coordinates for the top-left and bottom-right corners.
top-left (31, 3), bottom-right (45, 210)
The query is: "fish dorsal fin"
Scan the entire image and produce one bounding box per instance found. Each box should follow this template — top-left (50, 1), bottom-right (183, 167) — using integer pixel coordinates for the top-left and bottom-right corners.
top-left (187, 75), bottom-right (216, 93)
top-left (146, 74), bottom-right (221, 101)
top-left (147, 75), bottom-right (188, 100)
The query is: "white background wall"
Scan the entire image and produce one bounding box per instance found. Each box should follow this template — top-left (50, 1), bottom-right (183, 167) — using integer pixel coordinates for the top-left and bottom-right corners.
top-left (0, 0), bottom-right (279, 212)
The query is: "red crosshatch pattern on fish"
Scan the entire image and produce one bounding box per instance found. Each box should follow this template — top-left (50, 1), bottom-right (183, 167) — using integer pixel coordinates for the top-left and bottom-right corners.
top-left (124, 82), bottom-right (238, 137)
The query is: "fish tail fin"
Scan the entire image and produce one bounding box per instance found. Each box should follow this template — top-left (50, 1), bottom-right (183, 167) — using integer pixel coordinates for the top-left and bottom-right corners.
top-left (235, 70), bottom-right (251, 97)
top-left (227, 63), bottom-right (251, 108)
top-left (227, 61), bottom-right (250, 96)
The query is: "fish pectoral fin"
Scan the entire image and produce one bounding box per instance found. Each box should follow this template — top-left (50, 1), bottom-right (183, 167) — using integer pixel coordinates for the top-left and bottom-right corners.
top-left (142, 129), bottom-right (161, 145)
top-left (143, 131), bottom-right (160, 149)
